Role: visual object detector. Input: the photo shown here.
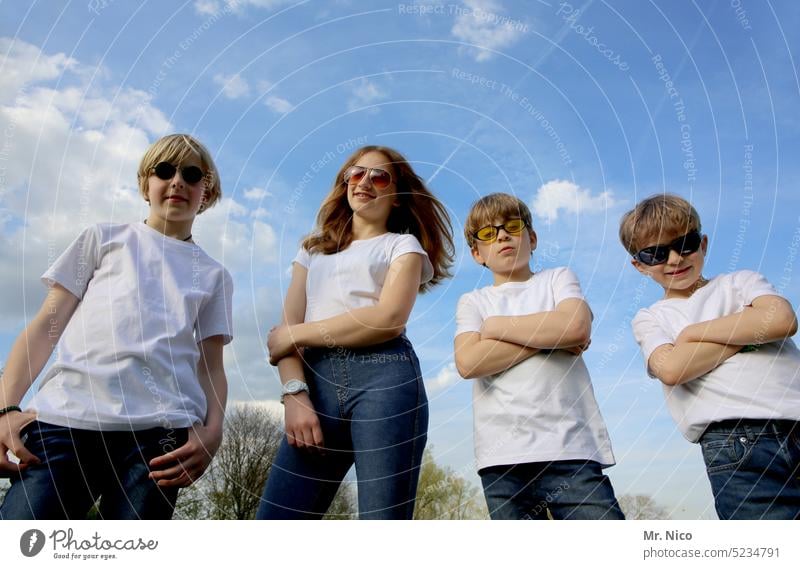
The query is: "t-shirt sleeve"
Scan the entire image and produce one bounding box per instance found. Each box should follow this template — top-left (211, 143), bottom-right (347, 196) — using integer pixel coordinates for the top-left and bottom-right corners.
top-left (292, 246), bottom-right (311, 269)
top-left (390, 234), bottom-right (434, 285)
top-left (552, 267), bottom-right (585, 305)
top-left (455, 293), bottom-right (483, 338)
top-left (40, 225), bottom-right (101, 299)
top-left (196, 268), bottom-right (234, 344)
top-left (733, 270), bottom-right (781, 306)
top-left (632, 309), bottom-right (674, 374)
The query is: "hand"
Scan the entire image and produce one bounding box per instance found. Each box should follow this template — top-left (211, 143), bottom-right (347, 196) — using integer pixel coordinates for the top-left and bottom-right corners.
top-left (480, 317), bottom-right (503, 341)
top-left (148, 424), bottom-right (222, 488)
top-left (676, 324), bottom-right (701, 345)
top-left (284, 392), bottom-right (324, 453)
top-left (0, 410), bottom-right (40, 476)
top-left (563, 339), bottom-right (591, 355)
top-left (268, 324), bottom-right (298, 365)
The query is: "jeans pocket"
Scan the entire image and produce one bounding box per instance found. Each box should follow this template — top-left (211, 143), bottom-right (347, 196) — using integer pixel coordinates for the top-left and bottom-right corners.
top-left (701, 436), bottom-right (752, 474)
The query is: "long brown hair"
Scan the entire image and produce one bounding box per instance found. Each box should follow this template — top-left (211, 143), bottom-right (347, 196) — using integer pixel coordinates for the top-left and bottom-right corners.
top-left (302, 145), bottom-right (453, 292)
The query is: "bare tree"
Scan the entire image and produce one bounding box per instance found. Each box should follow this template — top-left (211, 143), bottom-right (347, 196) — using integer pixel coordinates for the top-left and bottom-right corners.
top-left (618, 494), bottom-right (671, 520)
top-left (174, 404), bottom-right (357, 520)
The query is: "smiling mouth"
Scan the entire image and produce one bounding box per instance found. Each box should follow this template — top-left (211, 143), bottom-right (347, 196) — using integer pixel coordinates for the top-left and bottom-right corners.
top-left (666, 266), bottom-right (691, 276)
top-left (353, 191), bottom-right (375, 199)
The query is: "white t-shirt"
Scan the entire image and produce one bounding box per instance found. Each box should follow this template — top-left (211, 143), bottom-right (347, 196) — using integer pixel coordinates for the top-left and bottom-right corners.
top-left (29, 222), bottom-right (234, 431)
top-left (293, 232), bottom-right (434, 323)
top-left (455, 267), bottom-right (615, 471)
top-left (632, 270), bottom-right (800, 442)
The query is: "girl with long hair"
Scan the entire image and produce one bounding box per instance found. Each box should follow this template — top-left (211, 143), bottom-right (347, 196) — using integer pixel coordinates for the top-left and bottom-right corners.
top-left (257, 145), bottom-right (453, 519)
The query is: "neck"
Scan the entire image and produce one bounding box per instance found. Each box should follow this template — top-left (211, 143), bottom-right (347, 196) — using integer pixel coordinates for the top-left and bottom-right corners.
top-left (492, 265), bottom-right (533, 286)
top-left (664, 275), bottom-right (708, 299)
top-left (351, 215), bottom-right (388, 241)
top-left (144, 214), bottom-right (193, 242)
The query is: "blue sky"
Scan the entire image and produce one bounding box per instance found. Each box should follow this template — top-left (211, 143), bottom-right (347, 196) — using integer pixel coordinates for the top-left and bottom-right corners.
top-left (2, 0), bottom-right (800, 519)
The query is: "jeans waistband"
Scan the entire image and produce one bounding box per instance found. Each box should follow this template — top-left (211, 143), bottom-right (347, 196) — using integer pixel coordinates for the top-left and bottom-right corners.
top-left (704, 418), bottom-right (800, 437)
top-left (304, 334), bottom-right (413, 360)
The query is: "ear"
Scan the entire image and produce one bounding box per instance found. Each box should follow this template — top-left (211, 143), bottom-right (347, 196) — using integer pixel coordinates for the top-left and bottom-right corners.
top-left (471, 246), bottom-right (487, 268)
top-left (700, 234), bottom-right (708, 254)
top-left (631, 257), bottom-right (651, 277)
top-left (528, 228), bottom-right (537, 253)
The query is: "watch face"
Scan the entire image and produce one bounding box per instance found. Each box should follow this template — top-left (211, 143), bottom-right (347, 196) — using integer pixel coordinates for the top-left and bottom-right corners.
top-left (284, 380), bottom-right (305, 394)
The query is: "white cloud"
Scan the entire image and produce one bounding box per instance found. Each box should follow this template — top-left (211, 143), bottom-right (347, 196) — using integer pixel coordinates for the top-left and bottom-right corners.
top-left (0, 38), bottom-right (280, 329)
top-left (264, 95), bottom-right (293, 114)
top-left (0, 37), bottom-right (77, 103)
top-left (194, 0), bottom-right (298, 14)
top-left (213, 73), bottom-right (250, 99)
top-left (347, 79), bottom-right (388, 112)
top-left (530, 179), bottom-right (617, 222)
top-left (450, 0), bottom-right (527, 62)
top-left (426, 361), bottom-right (462, 395)
top-left (243, 186), bottom-right (271, 200)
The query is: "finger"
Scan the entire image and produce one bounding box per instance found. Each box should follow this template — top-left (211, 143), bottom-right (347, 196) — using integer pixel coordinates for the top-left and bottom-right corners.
top-left (311, 423), bottom-right (325, 452)
top-left (157, 472), bottom-right (192, 488)
top-left (149, 443), bottom-right (196, 468)
top-left (150, 451), bottom-right (204, 478)
top-left (292, 428), bottom-right (308, 450)
top-left (8, 439), bottom-right (40, 465)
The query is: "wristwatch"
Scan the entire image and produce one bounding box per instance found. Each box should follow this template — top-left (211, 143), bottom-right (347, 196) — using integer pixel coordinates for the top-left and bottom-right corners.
top-left (280, 379), bottom-right (309, 404)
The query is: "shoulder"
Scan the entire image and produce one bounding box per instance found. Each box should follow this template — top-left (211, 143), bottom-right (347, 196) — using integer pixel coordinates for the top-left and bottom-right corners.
top-left (388, 232), bottom-right (425, 251)
top-left (543, 266), bottom-right (579, 281)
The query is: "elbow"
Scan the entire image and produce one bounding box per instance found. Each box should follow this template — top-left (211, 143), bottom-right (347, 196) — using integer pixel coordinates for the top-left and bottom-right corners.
top-left (781, 310), bottom-right (798, 338)
top-left (565, 319), bottom-right (592, 347)
top-left (381, 307), bottom-right (410, 338)
top-left (454, 356), bottom-right (478, 380)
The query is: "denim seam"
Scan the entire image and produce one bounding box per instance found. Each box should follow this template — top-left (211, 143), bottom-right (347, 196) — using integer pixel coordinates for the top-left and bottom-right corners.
top-left (703, 436), bottom-right (755, 474)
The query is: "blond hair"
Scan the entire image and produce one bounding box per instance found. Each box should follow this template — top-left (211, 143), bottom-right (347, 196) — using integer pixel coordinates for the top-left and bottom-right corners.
top-left (137, 134), bottom-right (221, 212)
top-left (619, 193), bottom-right (701, 254)
top-left (464, 193), bottom-right (533, 249)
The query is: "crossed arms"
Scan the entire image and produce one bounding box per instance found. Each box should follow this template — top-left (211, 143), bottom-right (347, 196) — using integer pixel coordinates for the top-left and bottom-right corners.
top-left (647, 295), bottom-right (798, 386)
top-left (454, 298), bottom-right (592, 380)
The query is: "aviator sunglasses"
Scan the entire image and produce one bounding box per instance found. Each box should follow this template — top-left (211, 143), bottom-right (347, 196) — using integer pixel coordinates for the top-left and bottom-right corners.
top-left (343, 166), bottom-right (393, 190)
top-left (634, 230), bottom-right (703, 266)
top-left (473, 218), bottom-right (527, 243)
top-left (152, 162), bottom-right (205, 185)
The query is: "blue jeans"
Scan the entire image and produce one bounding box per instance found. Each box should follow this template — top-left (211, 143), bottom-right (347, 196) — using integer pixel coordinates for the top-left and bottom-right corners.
top-left (479, 460), bottom-right (625, 520)
top-left (0, 421), bottom-right (187, 520)
top-left (700, 418), bottom-right (800, 520)
top-left (257, 335), bottom-right (429, 520)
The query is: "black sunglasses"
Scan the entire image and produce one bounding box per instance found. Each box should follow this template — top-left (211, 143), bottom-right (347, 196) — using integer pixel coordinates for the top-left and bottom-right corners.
top-left (634, 230), bottom-right (703, 266)
top-left (153, 162), bottom-right (205, 185)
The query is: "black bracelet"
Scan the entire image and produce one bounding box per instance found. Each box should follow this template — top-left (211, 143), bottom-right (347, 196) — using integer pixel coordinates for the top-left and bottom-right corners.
top-left (0, 405), bottom-right (22, 417)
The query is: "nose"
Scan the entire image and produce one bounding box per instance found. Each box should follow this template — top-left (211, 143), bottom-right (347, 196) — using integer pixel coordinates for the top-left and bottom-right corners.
top-left (496, 227), bottom-right (512, 241)
top-left (356, 170), bottom-right (373, 189)
top-left (666, 248), bottom-right (683, 265)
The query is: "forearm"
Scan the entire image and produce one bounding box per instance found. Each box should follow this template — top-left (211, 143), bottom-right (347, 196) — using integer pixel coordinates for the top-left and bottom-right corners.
top-left (197, 363), bottom-right (227, 431)
top-left (652, 341), bottom-right (742, 385)
top-left (277, 353), bottom-right (306, 384)
top-left (683, 306), bottom-right (798, 346)
top-left (483, 312), bottom-right (590, 349)
top-left (0, 315), bottom-right (58, 408)
top-left (456, 339), bottom-right (539, 379)
top-left (293, 305), bottom-right (403, 348)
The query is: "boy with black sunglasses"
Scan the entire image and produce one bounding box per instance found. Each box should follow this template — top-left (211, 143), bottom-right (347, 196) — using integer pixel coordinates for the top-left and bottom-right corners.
top-left (621, 193), bottom-right (800, 520)
top-left (0, 134), bottom-right (233, 519)
top-left (454, 193), bottom-right (624, 520)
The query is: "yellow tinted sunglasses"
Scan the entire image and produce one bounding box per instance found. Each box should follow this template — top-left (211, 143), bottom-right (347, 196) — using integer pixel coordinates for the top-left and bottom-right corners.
top-left (473, 219), bottom-right (526, 243)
